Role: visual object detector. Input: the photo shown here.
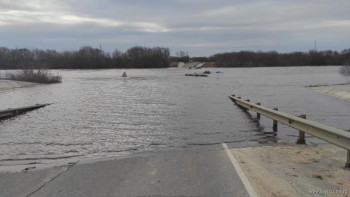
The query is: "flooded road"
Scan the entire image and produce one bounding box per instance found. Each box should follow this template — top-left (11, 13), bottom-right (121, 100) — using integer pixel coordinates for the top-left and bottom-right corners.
top-left (0, 66), bottom-right (349, 168)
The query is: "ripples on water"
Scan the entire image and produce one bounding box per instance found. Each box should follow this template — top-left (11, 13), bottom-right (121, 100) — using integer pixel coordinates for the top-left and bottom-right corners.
top-left (0, 66), bottom-right (349, 167)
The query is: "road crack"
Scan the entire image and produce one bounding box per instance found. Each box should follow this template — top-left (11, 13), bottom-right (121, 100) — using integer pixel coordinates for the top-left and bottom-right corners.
top-left (25, 162), bottom-right (77, 197)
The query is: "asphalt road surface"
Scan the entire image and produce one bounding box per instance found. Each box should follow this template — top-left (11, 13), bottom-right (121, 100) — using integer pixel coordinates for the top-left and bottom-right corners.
top-left (0, 144), bottom-right (250, 197)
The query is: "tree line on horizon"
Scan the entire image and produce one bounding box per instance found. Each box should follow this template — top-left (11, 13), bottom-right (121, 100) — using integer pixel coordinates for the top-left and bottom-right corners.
top-left (209, 49), bottom-right (350, 67)
top-left (0, 46), bottom-right (349, 69)
top-left (0, 46), bottom-right (170, 69)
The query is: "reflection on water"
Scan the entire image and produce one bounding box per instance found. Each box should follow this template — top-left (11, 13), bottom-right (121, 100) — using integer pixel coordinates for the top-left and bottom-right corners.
top-left (0, 66), bottom-right (349, 167)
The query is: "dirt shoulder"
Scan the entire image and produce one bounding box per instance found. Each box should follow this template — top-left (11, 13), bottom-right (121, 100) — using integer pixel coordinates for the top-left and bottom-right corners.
top-left (231, 143), bottom-right (349, 197)
top-left (311, 84), bottom-right (350, 102)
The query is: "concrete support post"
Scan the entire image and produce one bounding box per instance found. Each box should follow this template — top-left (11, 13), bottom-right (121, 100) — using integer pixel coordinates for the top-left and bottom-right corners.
top-left (256, 103), bottom-right (261, 119)
top-left (346, 150), bottom-right (350, 169)
top-left (273, 108), bottom-right (278, 132)
top-left (296, 114), bottom-right (306, 144)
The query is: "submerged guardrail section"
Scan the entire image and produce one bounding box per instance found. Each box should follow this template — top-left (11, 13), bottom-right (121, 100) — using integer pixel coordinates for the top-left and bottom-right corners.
top-left (228, 95), bottom-right (350, 168)
top-left (0, 103), bottom-right (53, 119)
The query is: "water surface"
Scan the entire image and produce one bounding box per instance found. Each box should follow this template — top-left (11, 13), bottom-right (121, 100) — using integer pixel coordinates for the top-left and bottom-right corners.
top-left (0, 66), bottom-right (349, 168)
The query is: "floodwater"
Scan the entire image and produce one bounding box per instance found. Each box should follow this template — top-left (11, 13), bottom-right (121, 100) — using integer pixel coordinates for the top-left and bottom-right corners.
top-left (0, 66), bottom-right (349, 169)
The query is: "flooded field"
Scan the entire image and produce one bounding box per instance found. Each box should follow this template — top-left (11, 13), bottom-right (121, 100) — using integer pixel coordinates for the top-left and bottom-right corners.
top-left (0, 66), bottom-right (349, 168)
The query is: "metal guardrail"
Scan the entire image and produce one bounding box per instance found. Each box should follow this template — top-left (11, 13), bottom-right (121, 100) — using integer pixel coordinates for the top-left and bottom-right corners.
top-left (0, 103), bottom-right (53, 119)
top-left (228, 95), bottom-right (350, 168)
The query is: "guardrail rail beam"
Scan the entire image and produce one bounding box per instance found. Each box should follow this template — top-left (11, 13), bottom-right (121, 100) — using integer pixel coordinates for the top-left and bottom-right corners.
top-left (228, 95), bottom-right (350, 168)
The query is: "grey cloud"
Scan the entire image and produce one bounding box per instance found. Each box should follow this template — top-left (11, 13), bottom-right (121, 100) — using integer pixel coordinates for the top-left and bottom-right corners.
top-left (0, 0), bottom-right (349, 56)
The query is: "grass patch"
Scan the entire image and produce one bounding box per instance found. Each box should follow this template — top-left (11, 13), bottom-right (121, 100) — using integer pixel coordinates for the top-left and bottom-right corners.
top-left (3, 69), bottom-right (62, 84)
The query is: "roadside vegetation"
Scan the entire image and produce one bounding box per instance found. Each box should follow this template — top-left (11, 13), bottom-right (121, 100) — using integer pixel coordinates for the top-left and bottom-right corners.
top-left (4, 69), bottom-right (62, 84)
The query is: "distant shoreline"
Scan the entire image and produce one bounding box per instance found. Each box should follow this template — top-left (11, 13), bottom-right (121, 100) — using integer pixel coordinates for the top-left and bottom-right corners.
top-left (0, 64), bottom-right (345, 70)
top-left (1, 46), bottom-right (349, 69)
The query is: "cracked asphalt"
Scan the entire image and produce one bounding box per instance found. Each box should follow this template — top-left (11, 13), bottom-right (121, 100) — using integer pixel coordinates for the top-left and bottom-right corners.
top-left (0, 145), bottom-right (249, 197)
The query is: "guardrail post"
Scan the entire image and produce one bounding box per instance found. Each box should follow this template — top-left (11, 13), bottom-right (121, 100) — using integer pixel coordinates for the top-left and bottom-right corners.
top-left (273, 108), bottom-right (278, 132)
top-left (256, 103), bottom-right (261, 119)
top-left (296, 115), bottom-right (306, 144)
top-left (346, 151), bottom-right (350, 168)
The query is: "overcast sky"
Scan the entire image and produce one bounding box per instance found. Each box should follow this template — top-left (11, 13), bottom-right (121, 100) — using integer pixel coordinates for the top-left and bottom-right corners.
top-left (0, 0), bottom-right (349, 56)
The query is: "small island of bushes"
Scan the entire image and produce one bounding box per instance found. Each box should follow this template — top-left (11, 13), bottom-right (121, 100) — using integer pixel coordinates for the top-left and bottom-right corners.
top-left (4, 69), bottom-right (62, 84)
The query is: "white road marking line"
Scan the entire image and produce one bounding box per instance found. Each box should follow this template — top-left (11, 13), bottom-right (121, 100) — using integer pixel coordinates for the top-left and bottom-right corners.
top-left (222, 143), bottom-right (258, 197)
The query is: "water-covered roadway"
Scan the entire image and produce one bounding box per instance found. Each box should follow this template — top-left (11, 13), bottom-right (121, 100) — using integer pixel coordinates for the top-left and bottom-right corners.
top-left (0, 66), bottom-right (349, 169)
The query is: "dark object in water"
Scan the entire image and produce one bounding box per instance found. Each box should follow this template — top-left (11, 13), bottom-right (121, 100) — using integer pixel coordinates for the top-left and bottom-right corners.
top-left (185, 73), bottom-right (208, 77)
top-left (122, 71), bottom-right (127, 77)
top-left (203, 71), bottom-right (211, 74)
top-left (22, 166), bottom-right (36, 171)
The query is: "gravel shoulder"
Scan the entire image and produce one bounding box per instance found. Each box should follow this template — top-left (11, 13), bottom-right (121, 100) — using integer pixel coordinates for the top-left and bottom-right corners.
top-left (231, 143), bottom-right (349, 197)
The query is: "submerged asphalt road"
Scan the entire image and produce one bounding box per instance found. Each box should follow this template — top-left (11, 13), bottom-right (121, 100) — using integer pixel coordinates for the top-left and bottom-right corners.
top-left (0, 145), bottom-right (250, 197)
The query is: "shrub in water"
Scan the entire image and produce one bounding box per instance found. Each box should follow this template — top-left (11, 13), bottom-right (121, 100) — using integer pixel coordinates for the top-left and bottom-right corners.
top-left (5, 69), bottom-right (62, 84)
